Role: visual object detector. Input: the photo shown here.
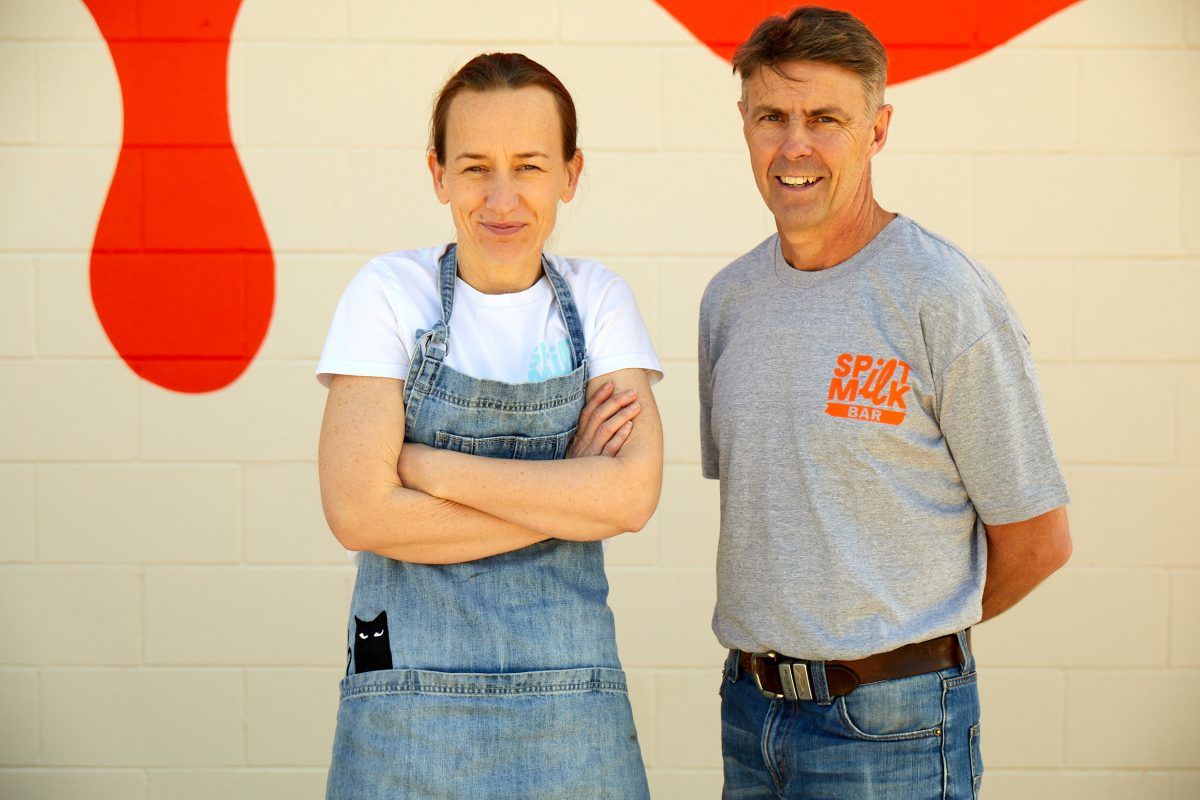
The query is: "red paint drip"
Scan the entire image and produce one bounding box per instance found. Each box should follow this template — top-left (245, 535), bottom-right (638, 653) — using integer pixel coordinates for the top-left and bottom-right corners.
top-left (652, 0), bottom-right (1080, 84)
top-left (84, 0), bottom-right (273, 393)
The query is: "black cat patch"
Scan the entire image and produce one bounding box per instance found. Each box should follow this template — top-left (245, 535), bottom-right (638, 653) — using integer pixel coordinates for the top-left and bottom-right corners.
top-left (353, 610), bottom-right (393, 673)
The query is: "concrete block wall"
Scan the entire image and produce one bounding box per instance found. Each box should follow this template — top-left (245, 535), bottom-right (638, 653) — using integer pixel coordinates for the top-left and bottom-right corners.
top-left (0, 0), bottom-right (1197, 796)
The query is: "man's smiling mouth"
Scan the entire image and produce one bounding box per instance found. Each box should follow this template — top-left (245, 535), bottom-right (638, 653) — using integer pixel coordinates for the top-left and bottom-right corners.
top-left (777, 176), bottom-right (821, 187)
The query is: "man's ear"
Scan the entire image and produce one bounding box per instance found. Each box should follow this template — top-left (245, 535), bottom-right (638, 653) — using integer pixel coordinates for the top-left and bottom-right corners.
top-left (868, 104), bottom-right (893, 159)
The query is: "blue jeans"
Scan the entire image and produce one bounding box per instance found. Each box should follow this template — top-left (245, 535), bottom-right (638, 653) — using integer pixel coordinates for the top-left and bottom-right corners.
top-left (720, 637), bottom-right (982, 799)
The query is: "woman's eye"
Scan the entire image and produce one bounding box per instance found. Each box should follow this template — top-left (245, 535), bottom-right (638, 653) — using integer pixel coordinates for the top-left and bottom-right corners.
top-left (464, 165), bottom-right (486, 173)
top-left (518, 164), bottom-right (542, 172)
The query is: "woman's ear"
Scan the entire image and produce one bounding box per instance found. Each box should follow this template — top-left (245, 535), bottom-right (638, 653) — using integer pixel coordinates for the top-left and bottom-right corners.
top-left (428, 149), bottom-right (450, 205)
top-left (561, 149), bottom-right (584, 203)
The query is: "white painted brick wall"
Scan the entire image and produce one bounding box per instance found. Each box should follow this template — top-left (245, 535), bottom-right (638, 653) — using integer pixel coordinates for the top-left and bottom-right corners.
top-left (36, 43), bottom-right (121, 144)
top-left (0, 256), bottom-right (34, 356)
top-left (1, 0), bottom-right (1198, 796)
top-left (39, 669), bottom-right (245, 766)
top-left (1067, 468), bottom-right (1200, 565)
top-left (979, 669), bottom-right (1066, 767)
top-left (1040, 365), bottom-right (1176, 464)
top-left (0, 43), bottom-right (35, 144)
top-left (0, 466), bottom-right (35, 562)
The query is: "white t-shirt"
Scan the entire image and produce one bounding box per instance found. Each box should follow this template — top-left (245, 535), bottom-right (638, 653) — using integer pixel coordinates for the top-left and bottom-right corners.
top-left (317, 244), bottom-right (662, 387)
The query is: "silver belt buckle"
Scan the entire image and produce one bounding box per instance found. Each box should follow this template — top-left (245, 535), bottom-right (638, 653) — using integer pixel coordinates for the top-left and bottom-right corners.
top-left (749, 652), bottom-right (783, 699)
top-left (781, 660), bottom-right (814, 701)
top-left (750, 652), bottom-right (814, 701)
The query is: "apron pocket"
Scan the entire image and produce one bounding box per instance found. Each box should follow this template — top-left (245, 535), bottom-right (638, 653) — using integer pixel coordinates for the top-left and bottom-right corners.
top-left (329, 667), bottom-right (648, 800)
top-left (435, 428), bottom-right (576, 460)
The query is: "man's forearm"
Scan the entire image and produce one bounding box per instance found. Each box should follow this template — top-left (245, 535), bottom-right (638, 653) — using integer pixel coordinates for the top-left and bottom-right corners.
top-left (980, 505), bottom-right (1072, 621)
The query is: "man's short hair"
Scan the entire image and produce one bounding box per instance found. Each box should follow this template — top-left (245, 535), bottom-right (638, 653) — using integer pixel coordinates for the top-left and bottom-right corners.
top-left (732, 6), bottom-right (888, 113)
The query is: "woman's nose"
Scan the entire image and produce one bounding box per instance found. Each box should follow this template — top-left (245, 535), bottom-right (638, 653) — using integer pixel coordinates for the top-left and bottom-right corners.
top-left (486, 173), bottom-right (520, 213)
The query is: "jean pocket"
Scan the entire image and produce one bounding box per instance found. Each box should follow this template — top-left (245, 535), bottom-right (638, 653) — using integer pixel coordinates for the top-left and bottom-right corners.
top-left (836, 669), bottom-right (946, 741)
top-left (434, 428), bottom-right (576, 460)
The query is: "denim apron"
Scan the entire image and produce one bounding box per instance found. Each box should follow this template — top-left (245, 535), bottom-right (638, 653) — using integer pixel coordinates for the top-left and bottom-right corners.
top-left (326, 245), bottom-right (650, 800)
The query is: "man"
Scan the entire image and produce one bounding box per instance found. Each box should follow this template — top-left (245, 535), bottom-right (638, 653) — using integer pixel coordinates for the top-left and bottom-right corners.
top-left (698, 7), bottom-right (1071, 798)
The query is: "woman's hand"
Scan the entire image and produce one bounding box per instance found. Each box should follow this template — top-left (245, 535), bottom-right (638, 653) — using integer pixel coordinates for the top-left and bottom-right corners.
top-left (566, 381), bottom-right (641, 459)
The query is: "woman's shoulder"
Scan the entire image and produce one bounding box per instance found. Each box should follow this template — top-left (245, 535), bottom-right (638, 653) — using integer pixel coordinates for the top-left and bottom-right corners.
top-left (544, 251), bottom-right (630, 297)
top-left (337, 245), bottom-right (450, 311)
top-left (545, 250), bottom-right (614, 277)
top-left (358, 244), bottom-right (447, 284)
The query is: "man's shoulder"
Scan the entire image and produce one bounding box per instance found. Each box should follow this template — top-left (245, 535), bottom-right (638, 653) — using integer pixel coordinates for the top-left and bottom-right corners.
top-left (702, 234), bottom-right (778, 305)
top-left (888, 216), bottom-right (1008, 309)
top-left (887, 216), bottom-right (977, 277)
top-left (886, 216), bottom-right (1020, 358)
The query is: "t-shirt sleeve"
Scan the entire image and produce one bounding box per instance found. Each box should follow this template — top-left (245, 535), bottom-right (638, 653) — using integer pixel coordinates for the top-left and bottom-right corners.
top-left (938, 318), bottom-right (1070, 525)
top-left (584, 271), bottom-right (663, 384)
top-left (697, 285), bottom-right (720, 479)
top-left (315, 262), bottom-right (413, 388)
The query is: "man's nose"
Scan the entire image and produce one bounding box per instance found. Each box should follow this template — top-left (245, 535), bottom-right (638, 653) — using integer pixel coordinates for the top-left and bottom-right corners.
top-left (780, 121), bottom-right (814, 160)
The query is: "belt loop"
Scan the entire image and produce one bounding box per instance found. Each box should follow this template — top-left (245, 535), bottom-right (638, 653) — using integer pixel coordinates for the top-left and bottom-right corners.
top-left (956, 629), bottom-right (975, 674)
top-left (725, 649), bottom-right (741, 682)
top-left (808, 661), bottom-right (833, 706)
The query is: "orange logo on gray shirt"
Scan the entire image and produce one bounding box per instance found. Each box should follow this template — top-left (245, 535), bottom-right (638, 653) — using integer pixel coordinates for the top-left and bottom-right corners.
top-left (826, 353), bottom-right (912, 425)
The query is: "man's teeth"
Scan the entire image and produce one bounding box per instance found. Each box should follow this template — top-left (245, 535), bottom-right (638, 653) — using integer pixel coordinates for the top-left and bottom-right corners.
top-left (779, 176), bottom-right (819, 186)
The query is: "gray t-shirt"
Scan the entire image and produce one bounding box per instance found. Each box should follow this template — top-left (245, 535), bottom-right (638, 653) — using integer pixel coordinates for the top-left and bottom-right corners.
top-left (699, 215), bottom-right (1069, 661)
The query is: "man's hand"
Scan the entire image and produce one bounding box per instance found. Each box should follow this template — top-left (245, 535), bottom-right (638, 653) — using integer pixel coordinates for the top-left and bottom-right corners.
top-left (566, 381), bottom-right (642, 458)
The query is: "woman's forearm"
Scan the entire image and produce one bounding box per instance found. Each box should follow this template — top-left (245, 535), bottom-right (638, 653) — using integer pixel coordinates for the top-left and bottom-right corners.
top-left (325, 481), bottom-right (549, 564)
top-left (406, 448), bottom-right (660, 540)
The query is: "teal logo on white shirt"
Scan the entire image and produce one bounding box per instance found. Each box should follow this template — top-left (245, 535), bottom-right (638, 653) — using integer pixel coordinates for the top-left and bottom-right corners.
top-left (528, 339), bottom-right (572, 381)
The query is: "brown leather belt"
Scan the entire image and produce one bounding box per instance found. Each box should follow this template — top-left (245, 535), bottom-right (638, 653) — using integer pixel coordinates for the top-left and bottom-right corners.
top-left (737, 631), bottom-right (968, 701)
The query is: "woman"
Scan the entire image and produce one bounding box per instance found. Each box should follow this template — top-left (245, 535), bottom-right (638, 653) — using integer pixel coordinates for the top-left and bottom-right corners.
top-left (317, 53), bottom-right (662, 799)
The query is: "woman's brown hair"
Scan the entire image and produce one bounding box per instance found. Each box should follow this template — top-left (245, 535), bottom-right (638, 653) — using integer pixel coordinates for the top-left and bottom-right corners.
top-left (430, 53), bottom-right (578, 164)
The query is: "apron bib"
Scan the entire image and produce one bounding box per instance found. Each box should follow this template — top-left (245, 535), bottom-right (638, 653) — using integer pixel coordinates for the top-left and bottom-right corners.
top-left (326, 245), bottom-right (650, 800)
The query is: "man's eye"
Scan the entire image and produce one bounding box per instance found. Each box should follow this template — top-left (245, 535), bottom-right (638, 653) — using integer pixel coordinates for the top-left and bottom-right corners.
top-left (815, 116), bottom-right (836, 124)
top-left (762, 114), bottom-right (782, 123)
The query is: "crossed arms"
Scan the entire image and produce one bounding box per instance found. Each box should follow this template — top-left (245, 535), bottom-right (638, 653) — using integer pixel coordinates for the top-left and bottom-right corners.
top-left (318, 368), bottom-right (663, 565)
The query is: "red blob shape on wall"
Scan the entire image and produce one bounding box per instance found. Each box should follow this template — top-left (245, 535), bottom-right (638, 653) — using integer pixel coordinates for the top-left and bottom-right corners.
top-left (653, 0), bottom-right (1080, 84)
top-left (84, 0), bottom-right (273, 394)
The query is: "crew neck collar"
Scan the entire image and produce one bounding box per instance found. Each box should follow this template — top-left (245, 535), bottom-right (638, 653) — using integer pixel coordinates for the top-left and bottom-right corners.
top-left (773, 215), bottom-right (906, 288)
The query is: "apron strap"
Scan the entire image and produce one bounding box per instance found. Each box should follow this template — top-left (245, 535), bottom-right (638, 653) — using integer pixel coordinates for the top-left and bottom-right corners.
top-left (426, 244), bottom-right (589, 375)
top-left (541, 255), bottom-right (588, 375)
top-left (411, 244), bottom-right (458, 362)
